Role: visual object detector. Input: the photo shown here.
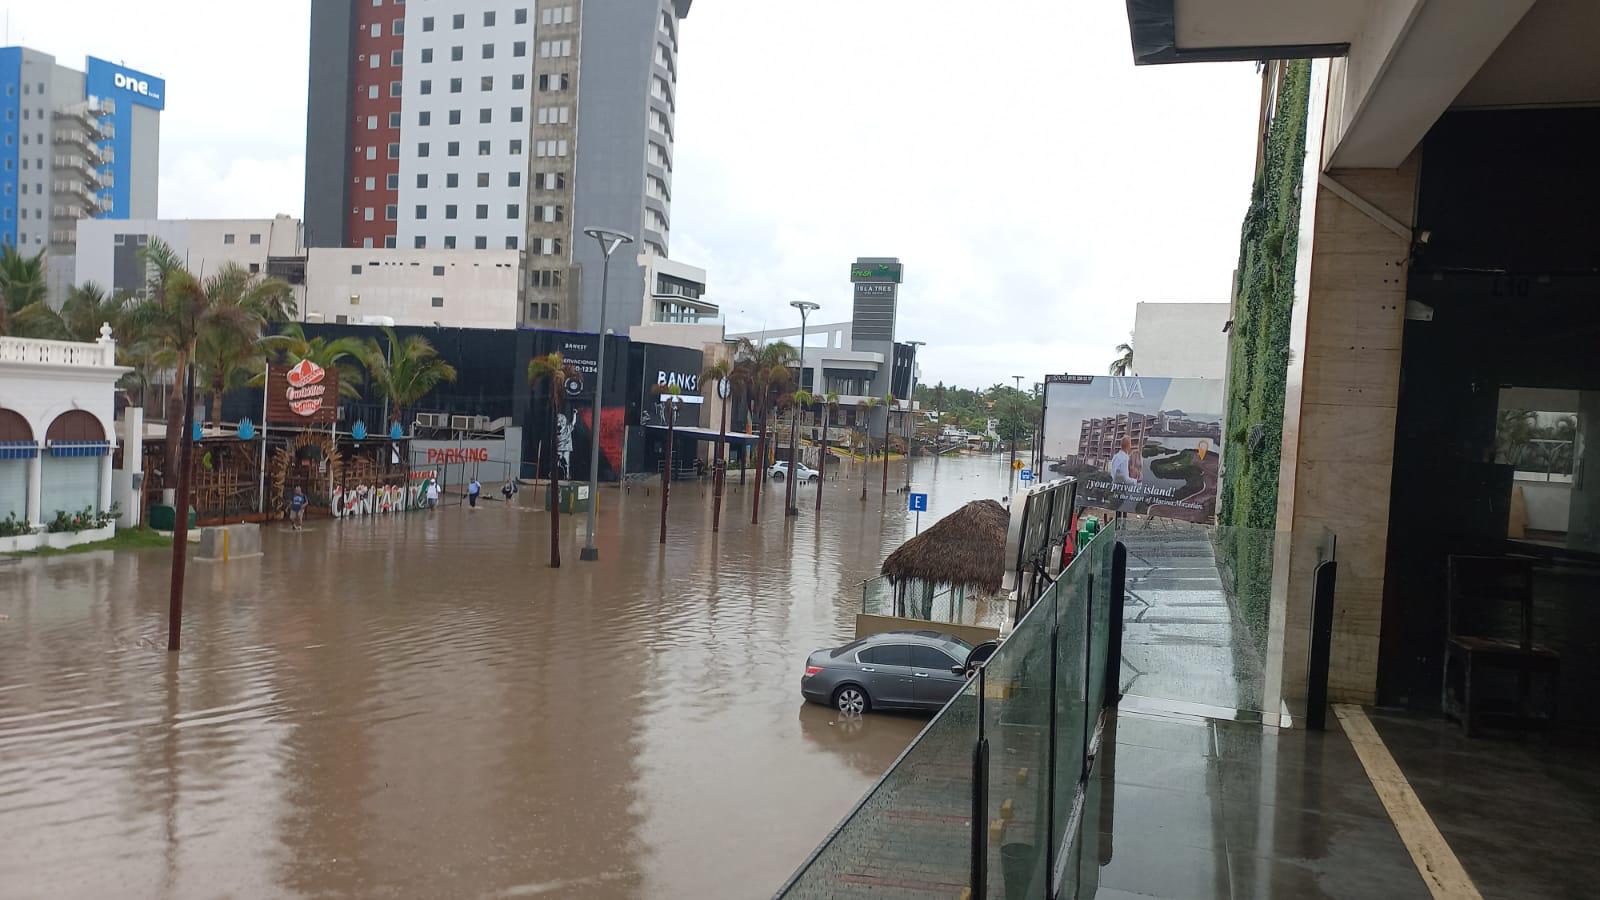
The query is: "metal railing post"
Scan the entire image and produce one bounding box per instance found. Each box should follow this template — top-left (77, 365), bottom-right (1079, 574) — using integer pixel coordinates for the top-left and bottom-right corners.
top-left (1108, 542), bottom-right (1127, 709)
top-left (1082, 571), bottom-right (1094, 779)
top-left (971, 665), bottom-right (989, 900)
top-left (1306, 560), bottom-right (1337, 730)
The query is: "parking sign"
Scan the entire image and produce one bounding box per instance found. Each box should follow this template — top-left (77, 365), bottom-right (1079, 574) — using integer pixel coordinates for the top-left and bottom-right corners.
top-left (1019, 468), bottom-right (1034, 482)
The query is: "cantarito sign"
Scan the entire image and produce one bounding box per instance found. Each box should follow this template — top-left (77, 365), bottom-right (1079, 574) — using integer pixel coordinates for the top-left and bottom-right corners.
top-left (267, 360), bottom-right (339, 425)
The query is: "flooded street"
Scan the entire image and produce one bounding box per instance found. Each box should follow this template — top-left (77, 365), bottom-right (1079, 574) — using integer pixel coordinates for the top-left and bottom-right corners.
top-left (0, 453), bottom-right (1015, 899)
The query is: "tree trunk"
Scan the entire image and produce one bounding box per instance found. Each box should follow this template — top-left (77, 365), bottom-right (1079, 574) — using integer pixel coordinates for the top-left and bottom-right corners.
top-left (713, 394), bottom-right (728, 532)
top-left (784, 405), bottom-right (799, 515)
top-left (816, 407), bottom-right (827, 513)
top-left (881, 409), bottom-right (891, 497)
top-left (751, 408), bottom-right (765, 524)
top-left (549, 398), bottom-right (561, 568)
top-left (210, 372), bottom-right (225, 427)
top-left (163, 348), bottom-right (190, 481)
top-left (167, 362), bottom-right (196, 652)
top-left (660, 402), bottom-right (675, 543)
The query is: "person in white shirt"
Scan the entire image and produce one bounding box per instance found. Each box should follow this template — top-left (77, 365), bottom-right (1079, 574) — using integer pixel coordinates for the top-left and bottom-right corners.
top-left (425, 480), bottom-right (440, 509)
top-left (1109, 437), bottom-right (1137, 484)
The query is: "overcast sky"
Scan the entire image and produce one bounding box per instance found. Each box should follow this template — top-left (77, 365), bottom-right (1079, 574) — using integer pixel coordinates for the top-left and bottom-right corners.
top-left (6, 1), bottom-right (1261, 389)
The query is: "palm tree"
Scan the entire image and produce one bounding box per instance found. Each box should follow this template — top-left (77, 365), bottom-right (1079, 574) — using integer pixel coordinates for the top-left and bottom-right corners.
top-left (728, 354), bottom-right (756, 486)
top-left (817, 391), bottom-right (838, 514)
top-left (882, 392), bottom-right (897, 498)
top-left (701, 358), bottom-right (734, 532)
top-left (858, 397), bottom-right (880, 501)
top-left (191, 263), bottom-right (296, 424)
top-left (732, 338), bottom-right (796, 523)
top-left (786, 389), bottom-right (812, 516)
top-left (529, 352), bottom-right (576, 567)
top-left (653, 383), bottom-right (684, 543)
top-left (363, 326), bottom-right (458, 430)
top-left (0, 245), bottom-right (47, 336)
top-left (260, 323), bottom-right (369, 400)
top-left (1109, 341), bottom-right (1135, 376)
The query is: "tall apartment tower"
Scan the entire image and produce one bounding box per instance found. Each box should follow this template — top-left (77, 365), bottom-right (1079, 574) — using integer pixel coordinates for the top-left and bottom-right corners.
top-left (0, 48), bottom-right (164, 293)
top-left (303, 0), bottom-right (690, 332)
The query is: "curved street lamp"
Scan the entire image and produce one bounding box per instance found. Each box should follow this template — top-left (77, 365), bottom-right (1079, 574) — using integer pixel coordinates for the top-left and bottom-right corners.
top-left (578, 226), bottom-right (635, 562)
top-left (786, 300), bottom-right (820, 516)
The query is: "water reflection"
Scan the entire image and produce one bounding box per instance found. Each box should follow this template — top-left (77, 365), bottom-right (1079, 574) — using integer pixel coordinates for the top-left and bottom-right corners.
top-left (0, 453), bottom-right (1013, 898)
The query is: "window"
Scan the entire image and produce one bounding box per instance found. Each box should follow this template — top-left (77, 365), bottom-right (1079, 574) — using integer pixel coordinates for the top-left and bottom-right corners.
top-left (415, 142), bottom-right (428, 157)
top-left (385, 205), bottom-right (397, 221)
top-left (444, 236), bottom-right (457, 249)
top-left (477, 140), bottom-right (491, 156)
top-left (451, 45), bottom-right (463, 61)
top-left (446, 173), bottom-right (459, 188)
top-left (475, 204), bottom-right (488, 219)
top-left (387, 173), bottom-right (399, 189)
top-left (857, 645), bottom-right (910, 667)
top-left (384, 236), bottom-right (396, 249)
top-left (364, 176), bottom-right (376, 190)
top-left (452, 13), bottom-right (464, 28)
top-left (479, 108), bottom-right (491, 124)
top-left (388, 111), bottom-right (401, 128)
top-left (366, 146), bottom-right (378, 161)
top-left (447, 141), bottom-right (460, 156)
top-left (507, 171), bottom-right (521, 187)
top-left (390, 50), bottom-right (402, 66)
top-left (511, 139), bottom-right (524, 155)
top-left (420, 79), bottom-right (432, 95)
top-left (416, 173), bottom-right (428, 188)
top-left (223, 233), bottom-right (236, 245)
top-left (515, 8), bottom-right (527, 24)
top-left (370, 23), bottom-right (381, 37)
top-left (249, 233), bottom-right (262, 245)
top-left (421, 48), bottom-right (434, 63)
top-left (369, 55), bottom-right (380, 69)
top-left (474, 236), bottom-right (487, 250)
top-left (390, 81), bottom-right (402, 97)
top-left (414, 236), bottom-right (426, 249)
top-left (418, 110), bottom-right (431, 126)
top-left (448, 109), bottom-right (461, 125)
top-left (505, 236), bottom-right (519, 249)
top-left (432, 296), bottom-right (444, 308)
top-left (512, 74), bottom-right (525, 90)
top-left (510, 106), bottom-right (524, 124)
top-left (250, 262), bottom-right (262, 273)
top-left (482, 43), bottom-right (494, 60)
top-left (392, 18), bottom-right (404, 35)
top-left (351, 264), bottom-right (363, 275)
top-left (909, 646), bottom-right (958, 670)
top-left (513, 41), bottom-right (526, 57)
top-left (415, 205), bottom-right (428, 219)
top-left (506, 203), bottom-right (520, 219)
top-left (450, 77), bottom-right (462, 93)
top-left (445, 204), bottom-right (458, 219)
top-left (336, 315), bottom-right (350, 325)
top-left (480, 75), bottom-right (494, 91)
top-left (483, 10), bottom-right (495, 25)
top-left (422, 15), bottom-right (433, 30)
top-left (477, 172), bottom-right (490, 187)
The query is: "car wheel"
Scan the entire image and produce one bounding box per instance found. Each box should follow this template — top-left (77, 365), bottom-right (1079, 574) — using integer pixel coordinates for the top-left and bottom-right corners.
top-left (833, 684), bottom-right (869, 716)
top-left (808, 474), bottom-right (819, 483)
top-left (772, 471), bottom-right (785, 481)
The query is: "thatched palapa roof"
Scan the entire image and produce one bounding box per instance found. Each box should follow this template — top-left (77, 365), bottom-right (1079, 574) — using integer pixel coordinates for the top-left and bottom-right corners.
top-left (880, 499), bottom-right (1009, 594)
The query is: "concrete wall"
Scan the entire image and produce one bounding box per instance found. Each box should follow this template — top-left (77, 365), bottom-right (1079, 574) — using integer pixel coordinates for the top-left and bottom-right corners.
top-left (304, 0), bottom-right (356, 248)
top-left (304, 248), bottom-right (521, 328)
top-left (1131, 301), bottom-right (1230, 379)
top-left (75, 217), bottom-right (303, 295)
top-left (127, 104), bottom-right (161, 218)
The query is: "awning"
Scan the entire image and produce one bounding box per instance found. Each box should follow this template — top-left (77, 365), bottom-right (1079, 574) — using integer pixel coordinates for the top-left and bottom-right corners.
top-left (0, 440), bottom-right (39, 460)
top-left (644, 425), bottom-right (759, 443)
top-left (47, 440), bottom-right (111, 457)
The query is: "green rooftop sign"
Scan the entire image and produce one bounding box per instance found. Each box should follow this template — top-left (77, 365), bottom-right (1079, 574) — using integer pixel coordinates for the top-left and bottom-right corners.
top-left (849, 262), bottom-right (903, 283)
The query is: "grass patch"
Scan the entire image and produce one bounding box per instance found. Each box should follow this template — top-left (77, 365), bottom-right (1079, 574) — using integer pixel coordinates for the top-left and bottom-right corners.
top-left (3, 527), bottom-right (171, 558)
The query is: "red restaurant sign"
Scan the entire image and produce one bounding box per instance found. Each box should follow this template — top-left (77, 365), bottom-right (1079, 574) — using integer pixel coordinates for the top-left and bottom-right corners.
top-left (266, 360), bottom-right (339, 425)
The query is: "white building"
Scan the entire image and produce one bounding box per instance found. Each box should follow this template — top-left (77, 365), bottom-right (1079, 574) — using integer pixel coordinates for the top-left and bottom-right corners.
top-left (628, 255), bottom-right (721, 350)
top-left (303, 247), bottom-right (523, 328)
top-left (74, 216), bottom-right (305, 299)
top-left (1130, 301), bottom-right (1231, 379)
top-left (0, 329), bottom-right (129, 537)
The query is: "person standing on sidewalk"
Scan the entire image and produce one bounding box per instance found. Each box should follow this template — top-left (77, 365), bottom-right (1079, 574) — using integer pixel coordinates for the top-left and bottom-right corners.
top-left (289, 487), bottom-right (308, 531)
top-left (468, 478), bottom-right (481, 508)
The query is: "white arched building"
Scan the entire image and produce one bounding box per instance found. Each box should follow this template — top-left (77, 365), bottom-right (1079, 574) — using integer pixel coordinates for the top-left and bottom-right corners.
top-left (0, 326), bottom-right (130, 534)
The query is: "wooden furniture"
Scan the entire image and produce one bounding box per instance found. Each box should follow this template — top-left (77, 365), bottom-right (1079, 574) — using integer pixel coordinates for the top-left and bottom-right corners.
top-left (1443, 555), bottom-right (1560, 736)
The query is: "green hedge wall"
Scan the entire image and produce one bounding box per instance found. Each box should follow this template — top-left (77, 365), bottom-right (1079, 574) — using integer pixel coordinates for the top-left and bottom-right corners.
top-left (1218, 61), bottom-right (1311, 534)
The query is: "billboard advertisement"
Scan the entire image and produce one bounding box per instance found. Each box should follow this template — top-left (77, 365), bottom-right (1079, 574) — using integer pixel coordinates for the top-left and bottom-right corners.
top-left (1040, 375), bottom-right (1224, 523)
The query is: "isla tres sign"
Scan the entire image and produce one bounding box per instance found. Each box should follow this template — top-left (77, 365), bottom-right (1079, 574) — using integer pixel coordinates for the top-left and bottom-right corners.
top-left (267, 360), bottom-right (340, 425)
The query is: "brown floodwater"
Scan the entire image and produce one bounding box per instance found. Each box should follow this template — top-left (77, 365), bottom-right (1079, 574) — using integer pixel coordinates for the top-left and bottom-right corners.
top-left (0, 453), bottom-right (1015, 899)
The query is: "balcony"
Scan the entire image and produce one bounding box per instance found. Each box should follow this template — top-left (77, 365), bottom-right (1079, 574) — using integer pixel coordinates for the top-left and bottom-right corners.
top-left (51, 155), bottom-right (97, 177)
top-left (0, 335), bottom-right (119, 369)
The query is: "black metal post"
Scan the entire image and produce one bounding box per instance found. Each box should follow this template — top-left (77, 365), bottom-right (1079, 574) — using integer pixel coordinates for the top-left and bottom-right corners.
top-left (971, 666), bottom-right (989, 900)
top-left (1082, 571), bottom-right (1095, 779)
top-left (1107, 542), bottom-right (1127, 708)
top-left (1306, 560), bottom-right (1338, 731)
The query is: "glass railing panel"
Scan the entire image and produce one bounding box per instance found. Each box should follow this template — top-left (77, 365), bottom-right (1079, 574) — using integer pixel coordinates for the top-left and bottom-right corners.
top-left (1051, 549), bottom-right (1090, 863)
top-left (1086, 522), bottom-right (1118, 728)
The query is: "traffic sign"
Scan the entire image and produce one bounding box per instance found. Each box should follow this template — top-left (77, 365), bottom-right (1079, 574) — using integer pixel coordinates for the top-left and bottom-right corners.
top-left (1019, 468), bottom-right (1034, 482)
top-left (907, 492), bottom-right (928, 512)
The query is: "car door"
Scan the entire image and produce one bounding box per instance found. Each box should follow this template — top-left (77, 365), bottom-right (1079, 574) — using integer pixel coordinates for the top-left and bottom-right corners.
top-left (910, 645), bottom-right (968, 709)
top-left (855, 644), bottom-right (916, 708)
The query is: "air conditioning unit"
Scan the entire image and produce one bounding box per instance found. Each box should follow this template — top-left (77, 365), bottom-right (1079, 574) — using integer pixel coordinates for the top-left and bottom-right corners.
top-left (451, 415), bottom-right (490, 432)
top-left (415, 413), bottom-right (448, 429)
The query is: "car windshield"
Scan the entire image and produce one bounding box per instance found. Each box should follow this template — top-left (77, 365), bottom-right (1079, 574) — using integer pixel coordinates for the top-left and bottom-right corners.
top-left (941, 638), bottom-right (973, 663)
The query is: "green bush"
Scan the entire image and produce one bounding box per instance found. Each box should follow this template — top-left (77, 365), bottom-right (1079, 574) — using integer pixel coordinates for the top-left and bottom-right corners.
top-left (1218, 61), bottom-right (1311, 533)
top-left (0, 512), bottom-right (32, 537)
top-left (44, 504), bottom-right (120, 534)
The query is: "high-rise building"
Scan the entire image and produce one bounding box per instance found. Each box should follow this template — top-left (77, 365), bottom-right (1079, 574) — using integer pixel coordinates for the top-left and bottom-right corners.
top-left (303, 0), bottom-right (690, 333)
top-left (0, 48), bottom-right (164, 293)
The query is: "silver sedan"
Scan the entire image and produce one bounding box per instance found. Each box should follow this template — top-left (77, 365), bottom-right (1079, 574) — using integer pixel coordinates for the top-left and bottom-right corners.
top-left (800, 630), bottom-right (997, 715)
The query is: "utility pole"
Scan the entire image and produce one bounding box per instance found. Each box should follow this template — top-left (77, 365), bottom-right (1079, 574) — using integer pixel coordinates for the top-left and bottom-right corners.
top-left (578, 227), bottom-right (634, 562)
top-left (903, 341), bottom-right (924, 494)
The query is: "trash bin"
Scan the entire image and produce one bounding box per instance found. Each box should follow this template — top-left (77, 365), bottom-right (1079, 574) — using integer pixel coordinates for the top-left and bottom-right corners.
top-left (1000, 843), bottom-right (1038, 900)
top-left (544, 482), bottom-right (592, 514)
top-left (148, 505), bottom-right (196, 531)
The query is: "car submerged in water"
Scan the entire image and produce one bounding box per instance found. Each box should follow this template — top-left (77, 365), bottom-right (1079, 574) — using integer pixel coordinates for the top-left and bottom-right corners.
top-left (801, 630), bottom-right (999, 715)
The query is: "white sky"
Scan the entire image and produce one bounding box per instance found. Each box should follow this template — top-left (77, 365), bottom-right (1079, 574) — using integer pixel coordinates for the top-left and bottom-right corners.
top-left (5, 1), bottom-right (1261, 389)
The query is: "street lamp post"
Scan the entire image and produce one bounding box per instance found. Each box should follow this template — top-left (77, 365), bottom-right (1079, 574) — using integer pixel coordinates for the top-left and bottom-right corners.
top-left (786, 300), bottom-right (819, 516)
top-left (578, 226), bottom-right (635, 562)
top-left (903, 340), bottom-right (924, 493)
